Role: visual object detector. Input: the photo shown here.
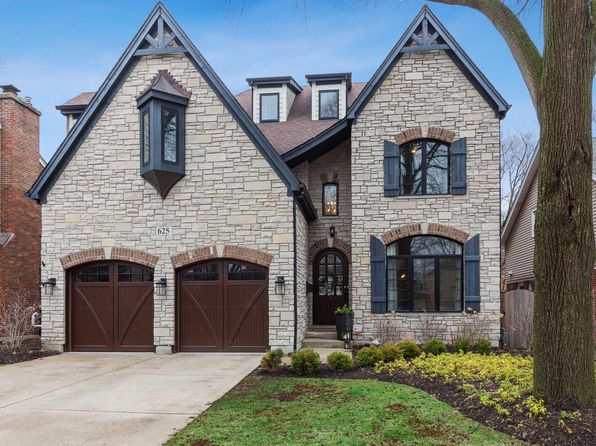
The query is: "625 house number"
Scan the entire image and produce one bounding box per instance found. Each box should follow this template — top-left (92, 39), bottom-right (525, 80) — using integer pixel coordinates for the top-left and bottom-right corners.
top-left (155, 227), bottom-right (172, 236)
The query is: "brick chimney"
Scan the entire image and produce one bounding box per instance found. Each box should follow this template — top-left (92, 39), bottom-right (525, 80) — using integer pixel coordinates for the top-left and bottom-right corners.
top-left (0, 84), bottom-right (43, 303)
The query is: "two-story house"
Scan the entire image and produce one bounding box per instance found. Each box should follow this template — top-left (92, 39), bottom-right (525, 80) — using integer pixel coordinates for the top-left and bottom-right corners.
top-left (29, 3), bottom-right (507, 353)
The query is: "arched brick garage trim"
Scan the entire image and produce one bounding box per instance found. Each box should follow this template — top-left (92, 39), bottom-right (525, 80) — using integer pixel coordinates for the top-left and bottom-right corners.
top-left (61, 247), bottom-right (159, 270)
top-left (395, 126), bottom-right (456, 145)
top-left (111, 247), bottom-right (159, 269)
top-left (61, 248), bottom-right (106, 270)
top-left (380, 223), bottom-right (469, 245)
top-left (309, 238), bottom-right (351, 263)
top-left (171, 245), bottom-right (273, 269)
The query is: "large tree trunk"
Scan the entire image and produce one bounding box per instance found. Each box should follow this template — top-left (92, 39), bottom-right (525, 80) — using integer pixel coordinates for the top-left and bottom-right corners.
top-left (431, 0), bottom-right (595, 406)
top-left (533, 0), bottom-right (595, 405)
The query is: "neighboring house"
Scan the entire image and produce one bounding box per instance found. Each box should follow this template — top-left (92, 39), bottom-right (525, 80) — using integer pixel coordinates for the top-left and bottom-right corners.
top-left (0, 84), bottom-right (43, 304)
top-left (502, 137), bottom-right (596, 291)
top-left (29, 3), bottom-right (507, 353)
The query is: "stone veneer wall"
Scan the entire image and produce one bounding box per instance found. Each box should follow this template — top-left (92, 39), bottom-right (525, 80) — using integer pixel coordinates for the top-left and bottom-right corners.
top-left (351, 50), bottom-right (501, 345)
top-left (295, 204), bottom-right (309, 346)
top-left (41, 53), bottom-right (298, 352)
top-left (294, 140), bottom-right (352, 326)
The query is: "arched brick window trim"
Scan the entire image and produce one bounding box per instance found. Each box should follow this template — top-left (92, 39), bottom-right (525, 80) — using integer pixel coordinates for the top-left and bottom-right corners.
top-left (395, 127), bottom-right (456, 145)
top-left (308, 238), bottom-right (351, 264)
top-left (171, 245), bottom-right (273, 269)
top-left (61, 247), bottom-right (159, 270)
top-left (380, 223), bottom-right (469, 246)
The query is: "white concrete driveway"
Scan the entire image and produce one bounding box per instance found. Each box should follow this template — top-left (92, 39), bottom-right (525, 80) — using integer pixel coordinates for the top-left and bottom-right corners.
top-left (0, 352), bottom-right (260, 446)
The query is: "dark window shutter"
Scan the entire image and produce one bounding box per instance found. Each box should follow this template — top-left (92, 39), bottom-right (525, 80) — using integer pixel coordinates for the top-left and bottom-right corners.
top-left (450, 137), bottom-right (467, 195)
top-left (464, 234), bottom-right (480, 312)
top-left (384, 140), bottom-right (400, 197)
top-left (370, 235), bottom-right (387, 313)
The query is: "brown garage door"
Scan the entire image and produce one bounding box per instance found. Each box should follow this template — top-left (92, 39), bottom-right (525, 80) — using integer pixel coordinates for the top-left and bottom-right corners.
top-left (69, 262), bottom-right (154, 352)
top-left (177, 260), bottom-right (268, 352)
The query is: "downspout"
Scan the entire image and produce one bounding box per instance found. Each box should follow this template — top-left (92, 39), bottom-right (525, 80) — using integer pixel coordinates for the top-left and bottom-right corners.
top-left (292, 198), bottom-right (298, 351)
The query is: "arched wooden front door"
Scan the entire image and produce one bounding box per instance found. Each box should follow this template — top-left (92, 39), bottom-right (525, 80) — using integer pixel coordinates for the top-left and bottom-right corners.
top-left (313, 249), bottom-right (349, 325)
top-left (68, 262), bottom-right (154, 352)
top-left (176, 260), bottom-right (268, 352)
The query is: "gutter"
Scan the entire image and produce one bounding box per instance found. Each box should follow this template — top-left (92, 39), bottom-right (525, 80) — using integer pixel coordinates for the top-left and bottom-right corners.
top-left (294, 183), bottom-right (317, 222)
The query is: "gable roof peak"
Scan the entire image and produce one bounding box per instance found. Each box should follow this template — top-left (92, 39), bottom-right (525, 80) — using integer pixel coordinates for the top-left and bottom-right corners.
top-left (347, 5), bottom-right (510, 120)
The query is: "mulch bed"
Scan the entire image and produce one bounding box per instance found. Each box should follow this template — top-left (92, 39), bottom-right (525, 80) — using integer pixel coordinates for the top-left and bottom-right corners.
top-left (257, 364), bottom-right (595, 446)
top-left (0, 337), bottom-right (60, 365)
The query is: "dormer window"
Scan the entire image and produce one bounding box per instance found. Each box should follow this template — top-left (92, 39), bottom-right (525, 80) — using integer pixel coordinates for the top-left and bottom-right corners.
top-left (259, 93), bottom-right (279, 122)
top-left (319, 90), bottom-right (339, 119)
top-left (136, 70), bottom-right (191, 199)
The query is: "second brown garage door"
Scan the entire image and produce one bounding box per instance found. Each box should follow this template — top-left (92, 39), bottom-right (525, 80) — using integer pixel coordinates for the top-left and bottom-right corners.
top-left (69, 262), bottom-right (154, 352)
top-left (177, 260), bottom-right (268, 352)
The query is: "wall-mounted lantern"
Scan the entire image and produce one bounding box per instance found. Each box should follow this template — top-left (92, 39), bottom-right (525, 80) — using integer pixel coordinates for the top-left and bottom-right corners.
top-left (155, 278), bottom-right (167, 296)
top-left (275, 276), bottom-right (286, 295)
top-left (41, 277), bottom-right (56, 296)
top-left (329, 225), bottom-right (336, 238)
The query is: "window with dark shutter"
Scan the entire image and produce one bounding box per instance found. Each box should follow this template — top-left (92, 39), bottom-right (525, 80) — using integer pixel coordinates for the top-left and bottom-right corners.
top-left (450, 138), bottom-right (467, 195)
top-left (384, 140), bottom-right (400, 197)
top-left (370, 235), bottom-right (387, 313)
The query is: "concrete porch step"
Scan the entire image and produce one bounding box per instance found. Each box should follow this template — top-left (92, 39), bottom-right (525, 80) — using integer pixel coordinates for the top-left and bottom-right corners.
top-left (304, 330), bottom-right (337, 339)
top-left (302, 338), bottom-right (346, 349)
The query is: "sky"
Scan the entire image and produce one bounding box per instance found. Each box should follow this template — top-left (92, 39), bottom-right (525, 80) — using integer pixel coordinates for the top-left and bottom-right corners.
top-left (0, 0), bottom-right (552, 160)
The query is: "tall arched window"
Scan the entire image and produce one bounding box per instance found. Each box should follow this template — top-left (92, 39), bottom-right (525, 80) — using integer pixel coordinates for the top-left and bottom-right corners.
top-left (387, 236), bottom-right (462, 312)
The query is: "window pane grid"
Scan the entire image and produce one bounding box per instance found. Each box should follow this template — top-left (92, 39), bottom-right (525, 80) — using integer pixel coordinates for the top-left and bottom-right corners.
top-left (386, 236), bottom-right (462, 313)
top-left (74, 265), bottom-right (110, 283)
top-left (142, 110), bottom-right (150, 165)
top-left (318, 253), bottom-right (344, 295)
top-left (228, 263), bottom-right (266, 281)
top-left (162, 108), bottom-right (177, 163)
top-left (117, 265), bottom-right (154, 282)
top-left (182, 263), bottom-right (218, 281)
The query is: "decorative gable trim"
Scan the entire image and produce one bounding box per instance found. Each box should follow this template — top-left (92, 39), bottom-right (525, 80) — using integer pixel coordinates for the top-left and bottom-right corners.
top-left (29, 2), bottom-right (307, 207)
top-left (347, 6), bottom-right (510, 120)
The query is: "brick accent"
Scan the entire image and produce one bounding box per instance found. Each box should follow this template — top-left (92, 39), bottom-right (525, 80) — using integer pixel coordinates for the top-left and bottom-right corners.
top-left (222, 245), bottom-right (273, 267)
top-left (171, 246), bottom-right (217, 269)
top-left (60, 248), bottom-right (106, 270)
top-left (395, 126), bottom-right (456, 145)
top-left (381, 223), bottom-right (469, 245)
top-left (0, 91), bottom-right (42, 303)
top-left (308, 238), bottom-right (352, 263)
top-left (111, 247), bottom-right (159, 268)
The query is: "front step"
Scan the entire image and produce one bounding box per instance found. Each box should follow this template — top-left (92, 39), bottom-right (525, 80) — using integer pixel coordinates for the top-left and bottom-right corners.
top-left (302, 337), bottom-right (346, 349)
top-left (304, 330), bottom-right (337, 339)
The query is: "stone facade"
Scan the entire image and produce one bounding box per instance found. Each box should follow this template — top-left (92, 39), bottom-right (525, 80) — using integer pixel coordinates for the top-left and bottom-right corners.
top-left (41, 53), bottom-right (300, 352)
top-left (350, 50), bottom-right (501, 345)
top-left (0, 89), bottom-right (42, 304)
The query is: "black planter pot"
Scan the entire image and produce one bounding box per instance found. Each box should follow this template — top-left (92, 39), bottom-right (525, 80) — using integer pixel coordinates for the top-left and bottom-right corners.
top-left (335, 313), bottom-right (354, 340)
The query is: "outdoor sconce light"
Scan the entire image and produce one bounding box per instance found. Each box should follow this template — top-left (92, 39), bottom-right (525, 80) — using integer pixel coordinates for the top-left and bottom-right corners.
top-left (329, 225), bottom-right (336, 238)
top-left (275, 276), bottom-right (286, 295)
top-left (155, 278), bottom-right (167, 296)
top-left (41, 277), bottom-right (56, 296)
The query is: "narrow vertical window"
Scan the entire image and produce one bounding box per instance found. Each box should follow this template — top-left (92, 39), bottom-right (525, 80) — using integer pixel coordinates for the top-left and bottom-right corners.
top-left (319, 90), bottom-right (339, 119)
top-left (260, 93), bottom-right (279, 122)
top-left (142, 110), bottom-right (150, 165)
top-left (322, 182), bottom-right (338, 216)
top-left (162, 109), bottom-right (177, 163)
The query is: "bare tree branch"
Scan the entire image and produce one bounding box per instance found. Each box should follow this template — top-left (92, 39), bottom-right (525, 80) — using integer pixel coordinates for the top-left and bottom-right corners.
top-left (429, 0), bottom-right (543, 106)
top-left (501, 130), bottom-right (537, 219)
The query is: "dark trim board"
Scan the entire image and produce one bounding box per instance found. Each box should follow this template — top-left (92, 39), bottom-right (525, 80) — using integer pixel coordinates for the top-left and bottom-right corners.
top-left (28, 2), bottom-right (308, 207)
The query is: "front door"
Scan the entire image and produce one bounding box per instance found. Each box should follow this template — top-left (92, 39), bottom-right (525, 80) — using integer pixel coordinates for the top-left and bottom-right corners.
top-left (313, 249), bottom-right (349, 325)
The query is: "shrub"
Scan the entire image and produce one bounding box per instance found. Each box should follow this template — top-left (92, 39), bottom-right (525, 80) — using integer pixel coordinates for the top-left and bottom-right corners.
top-left (0, 287), bottom-right (35, 351)
top-left (476, 338), bottom-right (492, 355)
top-left (291, 348), bottom-right (321, 375)
top-left (260, 348), bottom-right (284, 371)
top-left (356, 346), bottom-right (383, 367)
top-left (327, 351), bottom-right (354, 372)
top-left (378, 343), bottom-right (402, 363)
top-left (422, 339), bottom-right (447, 356)
top-left (398, 341), bottom-right (422, 359)
top-left (453, 337), bottom-right (472, 353)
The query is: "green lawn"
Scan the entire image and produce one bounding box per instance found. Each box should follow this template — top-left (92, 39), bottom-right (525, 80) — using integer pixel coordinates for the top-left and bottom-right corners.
top-left (166, 377), bottom-right (523, 446)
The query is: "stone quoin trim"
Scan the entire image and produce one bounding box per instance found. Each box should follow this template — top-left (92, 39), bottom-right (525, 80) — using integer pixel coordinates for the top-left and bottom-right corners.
top-left (171, 245), bottom-right (273, 269)
top-left (111, 247), bottom-right (159, 269)
top-left (380, 223), bottom-right (469, 246)
top-left (309, 238), bottom-right (352, 263)
top-left (60, 248), bottom-right (106, 269)
top-left (394, 126), bottom-right (456, 145)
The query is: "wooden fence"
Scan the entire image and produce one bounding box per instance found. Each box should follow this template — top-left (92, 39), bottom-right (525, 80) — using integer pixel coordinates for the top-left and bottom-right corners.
top-left (501, 289), bottom-right (534, 351)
